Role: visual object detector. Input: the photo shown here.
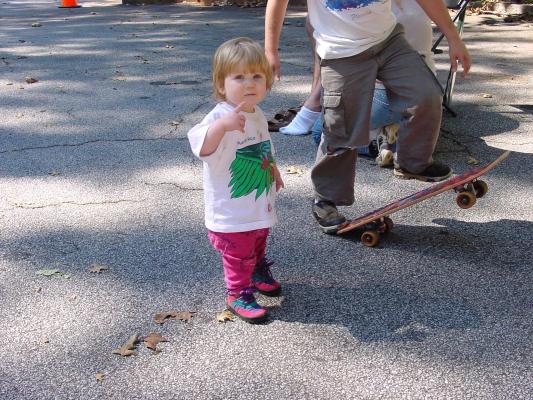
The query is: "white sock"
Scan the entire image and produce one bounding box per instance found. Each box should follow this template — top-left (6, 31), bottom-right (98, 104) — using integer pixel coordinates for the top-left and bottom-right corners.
top-left (279, 106), bottom-right (321, 136)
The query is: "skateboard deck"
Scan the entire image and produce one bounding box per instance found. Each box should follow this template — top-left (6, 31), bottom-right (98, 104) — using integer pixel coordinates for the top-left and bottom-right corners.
top-left (337, 151), bottom-right (511, 247)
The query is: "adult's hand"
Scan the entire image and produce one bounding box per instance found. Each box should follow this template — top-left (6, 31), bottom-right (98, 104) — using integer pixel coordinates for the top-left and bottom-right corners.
top-left (448, 38), bottom-right (471, 77)
top-left (415, 0), bottom-right (472, 77)
top-left (266, 50), bottom-right (281, 81)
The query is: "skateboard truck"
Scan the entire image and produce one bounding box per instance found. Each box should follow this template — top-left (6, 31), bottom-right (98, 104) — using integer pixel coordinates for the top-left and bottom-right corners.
top-left (454, 179), bottom-right (489, 209)
top-left (359, 216), bottom-right (394, 247)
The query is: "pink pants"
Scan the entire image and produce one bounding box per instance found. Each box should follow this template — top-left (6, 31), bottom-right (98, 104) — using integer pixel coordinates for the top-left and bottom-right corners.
top-left (208, 228), bottom-right (269, 293)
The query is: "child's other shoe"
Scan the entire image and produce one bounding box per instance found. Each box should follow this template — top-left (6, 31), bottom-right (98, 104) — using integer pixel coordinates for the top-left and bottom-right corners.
top-left (252, 258), bottom-right (281, 297)
top-left (226, 287), bottom-right (268, 324)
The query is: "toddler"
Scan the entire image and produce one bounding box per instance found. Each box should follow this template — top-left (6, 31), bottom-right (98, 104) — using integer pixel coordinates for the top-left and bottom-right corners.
top-left (188, 37), bottom-right (284, 324)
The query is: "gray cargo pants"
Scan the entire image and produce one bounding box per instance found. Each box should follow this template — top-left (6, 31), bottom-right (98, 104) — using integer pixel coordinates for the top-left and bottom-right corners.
top-left (312, 24), bottom-right (443, 206)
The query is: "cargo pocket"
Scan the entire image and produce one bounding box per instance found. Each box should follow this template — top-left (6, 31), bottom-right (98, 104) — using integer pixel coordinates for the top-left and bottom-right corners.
top-left (322, 93), bottom-right (346, 143)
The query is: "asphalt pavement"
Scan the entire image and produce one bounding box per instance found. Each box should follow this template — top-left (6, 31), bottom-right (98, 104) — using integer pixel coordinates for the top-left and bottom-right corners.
top-left (0, 1), bottom-right (532, 399)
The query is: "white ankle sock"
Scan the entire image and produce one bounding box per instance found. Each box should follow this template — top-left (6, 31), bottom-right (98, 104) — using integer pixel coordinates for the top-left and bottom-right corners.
top-left (279, 106), bottom-right (321, 136)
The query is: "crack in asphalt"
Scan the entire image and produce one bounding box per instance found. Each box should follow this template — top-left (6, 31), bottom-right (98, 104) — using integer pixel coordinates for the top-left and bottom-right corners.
top-left (143, 182), bottom-right (202, 191)
top-left (0, 136), bottom-right (185, 154)
top-left (1, 97), bottom-right (212, 155)
top-left (11, 199), bottom-right (143, 210)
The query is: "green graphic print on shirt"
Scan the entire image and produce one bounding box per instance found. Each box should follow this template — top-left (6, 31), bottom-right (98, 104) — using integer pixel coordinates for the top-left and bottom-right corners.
top-left (228, 140), bottom-right (275, 200)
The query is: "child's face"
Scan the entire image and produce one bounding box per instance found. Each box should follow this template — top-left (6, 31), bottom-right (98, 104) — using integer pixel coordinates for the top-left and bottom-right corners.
top-left (221, 64), bottom-right (267, 112)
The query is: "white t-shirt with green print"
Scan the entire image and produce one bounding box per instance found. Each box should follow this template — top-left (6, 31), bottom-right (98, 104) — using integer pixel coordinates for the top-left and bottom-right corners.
top-left (188, 102), bottom-right (278, 233)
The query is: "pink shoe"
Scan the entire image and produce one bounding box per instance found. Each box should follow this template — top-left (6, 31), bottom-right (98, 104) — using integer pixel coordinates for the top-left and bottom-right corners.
top-left (226, 287), bottom-right (268, 324)
top-left (252, 258), bottom-right (281, 297)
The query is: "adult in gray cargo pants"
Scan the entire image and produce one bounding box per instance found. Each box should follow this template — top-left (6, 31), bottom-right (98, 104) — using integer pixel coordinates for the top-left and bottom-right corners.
top-left (265, 0), bottom-right (471, 232)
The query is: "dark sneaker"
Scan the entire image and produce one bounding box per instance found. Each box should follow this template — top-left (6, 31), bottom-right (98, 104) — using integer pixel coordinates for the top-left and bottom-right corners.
top-left (367, 139), bottom-right (379, 158)
top-left (358, 139), bottom-right (379, 159)
top-left (312, 200), bottom-right (346, 233)
top-left (226, 287), bottom-right (268, 324)
top-left (252, 258), bottom-right (281, 297)
top-left (394, 161), bottom-right (452, 182)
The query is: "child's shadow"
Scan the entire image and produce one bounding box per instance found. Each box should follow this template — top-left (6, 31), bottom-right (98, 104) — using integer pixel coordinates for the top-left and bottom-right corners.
top-left (268, 282), bottom-right (481, 342)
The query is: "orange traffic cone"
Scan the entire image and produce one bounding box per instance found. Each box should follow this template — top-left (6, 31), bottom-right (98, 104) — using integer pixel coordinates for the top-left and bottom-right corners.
top-left (59, 0), bottom-right (81, 8)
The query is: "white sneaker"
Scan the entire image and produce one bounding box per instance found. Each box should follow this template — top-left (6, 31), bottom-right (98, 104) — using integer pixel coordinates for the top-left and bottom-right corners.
top-left (376, 148), bottom-right (394, 167)
top-left (376, 128), bottom-right (394, 168)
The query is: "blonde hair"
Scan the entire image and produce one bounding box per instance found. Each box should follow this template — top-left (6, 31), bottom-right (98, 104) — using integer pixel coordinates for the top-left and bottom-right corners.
top-left (212, 37), bottom-right (273, 101)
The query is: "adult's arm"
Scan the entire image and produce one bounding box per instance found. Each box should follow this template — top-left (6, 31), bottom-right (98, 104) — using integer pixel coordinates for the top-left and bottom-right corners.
top-left (415, 0), bottom-right (471, 76)
top-left (265, 0), bottom-right (289, 80)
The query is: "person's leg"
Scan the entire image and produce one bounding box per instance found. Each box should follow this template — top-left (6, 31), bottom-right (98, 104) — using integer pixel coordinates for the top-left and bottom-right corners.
top-left (370, 88), bottom-right (402, 130)
top-left (312, 86), bottom-right (402, 149)
top-left (311, 51), bottom-right (378, 231)
top-left (208, 230), bottom-right (268, 323)
top-left (304, 16), bottom-right (322, 112)
top-left (311, 112), bottom-right (322, 145)
top-left (251, 228), bottom-right (281, 296)
top-left (376, 25), bottom-right (450, 181)
top-left (279, 16), bottom-right (321, 136)
top-left (375, 123), bottom-right (400, 168)
top-left (370, 88), bottom-right (401, 167)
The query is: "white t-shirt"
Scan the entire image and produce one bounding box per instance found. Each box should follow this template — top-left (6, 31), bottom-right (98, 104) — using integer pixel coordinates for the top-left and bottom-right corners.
top-left (375, 0), bottom-right (436, 89)
top-left (308, 0), bottom-right (397, 60)
top-left (392, 0), bottom-right (435, 73)
top-left (188, 102), bottom-right (277, 233)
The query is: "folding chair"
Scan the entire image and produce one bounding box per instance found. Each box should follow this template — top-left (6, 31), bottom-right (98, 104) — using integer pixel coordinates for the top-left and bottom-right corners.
top-left (432, 0), bottom-right (471, 116)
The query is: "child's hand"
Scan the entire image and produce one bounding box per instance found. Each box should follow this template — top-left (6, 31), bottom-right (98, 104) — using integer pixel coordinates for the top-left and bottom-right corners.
top-left (272, 164), bottom-right (284, 192)
top-left (220, 102), bottom-right (246, 133)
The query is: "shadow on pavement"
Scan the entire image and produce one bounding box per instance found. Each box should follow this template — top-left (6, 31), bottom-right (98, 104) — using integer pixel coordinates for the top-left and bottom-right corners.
top-left (270, 282), bottom-right (481, 342)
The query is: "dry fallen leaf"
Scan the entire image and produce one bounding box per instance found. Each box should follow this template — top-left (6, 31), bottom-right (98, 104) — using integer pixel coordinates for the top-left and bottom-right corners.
top-left (286, 166), bottom-right (304, 175)
top-left (216, 309), bottom-right (235, 323)
top-left (467, 156), bottom-right (480, 166)
top-left (143, 333), bottom-right (168, 352)
top-left (36, 269), bottom-right (61, 277)
top-left (154, 310), bottom-right (196, 325)
top-left (33, 287), bottom-right (42, 293)
top-left (112, 334), bottom-right (139, 357)
top-left (89, 264), bottom-right (108, 273)
top-left (95, 372), bottom-right (105, 383)
top-left (41, 336), bottom-right (50, 344)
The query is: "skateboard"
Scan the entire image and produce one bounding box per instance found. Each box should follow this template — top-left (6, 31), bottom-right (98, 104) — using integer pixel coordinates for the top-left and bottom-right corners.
top-left (337, 151), bottom-right (511, 247)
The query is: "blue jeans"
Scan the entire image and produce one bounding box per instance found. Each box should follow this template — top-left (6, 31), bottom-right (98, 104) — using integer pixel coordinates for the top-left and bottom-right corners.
top-left (311, 88), bottom-right (403, 153)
